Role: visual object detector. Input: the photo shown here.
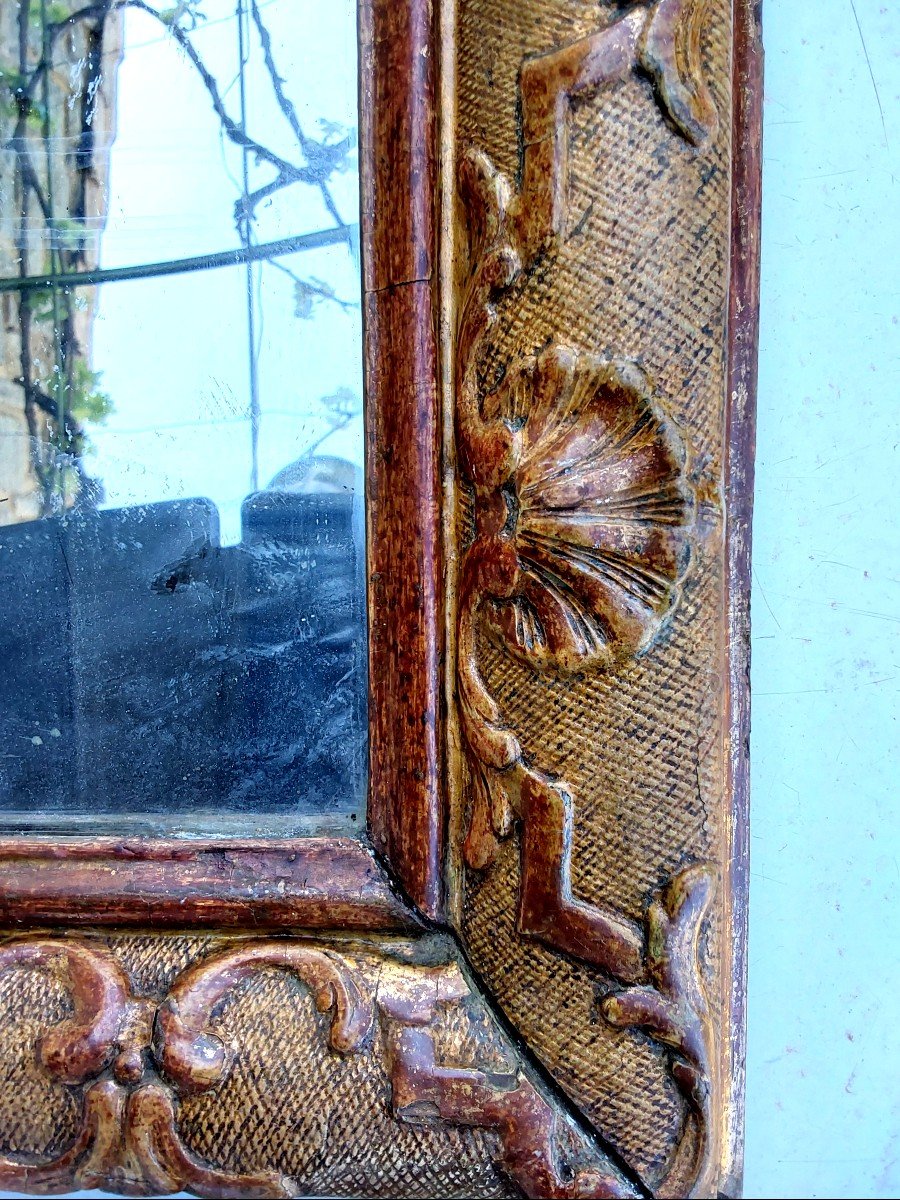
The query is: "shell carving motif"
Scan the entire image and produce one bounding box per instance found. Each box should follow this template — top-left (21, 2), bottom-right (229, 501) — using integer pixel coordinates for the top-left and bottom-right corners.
top-left (474, 346), bottom-right (694, 674)
top-left (453, 2), bottom-right (722, 1195)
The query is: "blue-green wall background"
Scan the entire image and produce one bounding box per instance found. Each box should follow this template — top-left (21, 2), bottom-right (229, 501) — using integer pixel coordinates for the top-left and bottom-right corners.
top-left (744, 1), bottom-right (899, 1197)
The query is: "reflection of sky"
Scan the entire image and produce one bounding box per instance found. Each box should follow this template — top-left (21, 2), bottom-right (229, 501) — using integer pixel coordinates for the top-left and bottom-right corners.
top-left (88, 0), bottom-right (362, 544)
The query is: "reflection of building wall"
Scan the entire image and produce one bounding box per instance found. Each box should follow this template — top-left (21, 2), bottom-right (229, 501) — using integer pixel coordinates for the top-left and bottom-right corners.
top-left (0, 4), bottom-right (121, 525)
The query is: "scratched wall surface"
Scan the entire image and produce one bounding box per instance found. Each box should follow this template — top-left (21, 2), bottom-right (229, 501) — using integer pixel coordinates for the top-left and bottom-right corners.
top-left (745, 2), bottom-right (900, 1198)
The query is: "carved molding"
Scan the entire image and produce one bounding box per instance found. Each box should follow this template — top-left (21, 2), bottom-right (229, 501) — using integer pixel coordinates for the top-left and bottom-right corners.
top-left (0, 939), bottom-right (367, 1198)
top-left (453, 1), bottom-right (720, 1195)
top-left (380, 967), bottom-right (642, 1199)
top-left (0, 935), bottom-right (644, 1199)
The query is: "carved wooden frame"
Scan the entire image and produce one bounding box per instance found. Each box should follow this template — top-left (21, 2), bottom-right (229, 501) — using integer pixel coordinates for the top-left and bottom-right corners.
top-left (0, 0), bottom-right (762, 1197)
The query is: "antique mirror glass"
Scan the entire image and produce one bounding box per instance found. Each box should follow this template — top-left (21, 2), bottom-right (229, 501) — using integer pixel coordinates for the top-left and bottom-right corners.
top-left (0, 0), bottom-right (366, 835)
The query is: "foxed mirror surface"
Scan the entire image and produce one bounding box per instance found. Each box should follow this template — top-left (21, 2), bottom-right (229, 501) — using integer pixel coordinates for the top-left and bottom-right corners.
top-left (0, 0), bottom-right (366, 836)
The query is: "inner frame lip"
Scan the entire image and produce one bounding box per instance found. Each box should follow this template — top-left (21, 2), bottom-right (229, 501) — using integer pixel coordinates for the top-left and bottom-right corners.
top-left (0, 836), bottom-right (422, 931)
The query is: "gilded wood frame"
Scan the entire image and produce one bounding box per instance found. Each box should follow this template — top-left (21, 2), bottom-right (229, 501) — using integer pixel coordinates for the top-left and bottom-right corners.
top-left (0, 0), bottom-right (762, 1196)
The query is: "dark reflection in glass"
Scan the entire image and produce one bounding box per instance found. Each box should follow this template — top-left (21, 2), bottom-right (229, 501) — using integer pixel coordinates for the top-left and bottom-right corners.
top-left (0, 0), bottom-right (366, 834)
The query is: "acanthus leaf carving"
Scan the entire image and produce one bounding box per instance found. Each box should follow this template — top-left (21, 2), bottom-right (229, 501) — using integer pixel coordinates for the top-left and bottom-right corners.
top-left (602, 864), bottom-right (717, 1200)
top-left (453, 2), bottom-right (721, 1196)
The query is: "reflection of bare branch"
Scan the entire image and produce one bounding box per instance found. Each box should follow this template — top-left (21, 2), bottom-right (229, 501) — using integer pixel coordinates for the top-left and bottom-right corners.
top-left (14, 378), bottom-right (87, 452)
top-left (300, 414), bottom-right (354, 462)
top-left (54, 2), bottom-right (319, 188)
top-left (69, 12), bottom-right (112, 268)
top-left (6, 0), bottom-right (358, 512)
top-left (14, 379), bottom-right (58, 419)
top-left (267, 258), bottom-right (357, 314)
top-left (17, 296), bottom-right (53, 508)
top-left (50, 0), bottom-right (350, 224)
top-left (12, 145), bottom-right (51, 222)
top-left (233, 171), bottom-right (289, 227)
top-left (15, 6), bottom-right (53, 511)
top-left (248, 0), bottom-right (307, 149)
top-left (247, 0), bottom-right (348, 226)
top-left (17, 0), bottom-right (355, 281)
top-left (9, 4), bottom-right (112, 513)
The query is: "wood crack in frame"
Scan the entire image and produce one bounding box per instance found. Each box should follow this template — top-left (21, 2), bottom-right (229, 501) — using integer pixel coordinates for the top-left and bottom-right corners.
top-left (453, 1), bottom-right (721, 1195)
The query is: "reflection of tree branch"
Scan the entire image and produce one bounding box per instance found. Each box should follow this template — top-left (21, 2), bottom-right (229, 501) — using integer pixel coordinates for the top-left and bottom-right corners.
top-left (55, 2), bottom-right (312, 184)
top-left (15, 379), bottom-right (55, 419)
top-left (248, 0), bottom-right (307, 151)
top-left (20, 0), bottom-right (356, 284)
top-left (267, 258), bottom-right (358, 314)
top-left (15, 6), bottom-right (52, 510)
top-left (233, 171), bottom-right (289, 227)
top-left (301, 387), bottom-right (362, 459)
top-left (6, 0), bottom-right (358, 513)
top-left (15, 377), bottom-right (84, 438)
top-left (247, 0), bottom-right (347, 226)
top-left (12, 142), bottom-right (51, 222)
top-left (68, 15), bottom-right (110, 269)
top-left (19, 0), bottom-right (112, 103)
top-left (17, 295), bottom-right (53, 507)
top-left (51, 0), bottom-right (349, 214)
top-left (9, 0), bottom-right (101, 513)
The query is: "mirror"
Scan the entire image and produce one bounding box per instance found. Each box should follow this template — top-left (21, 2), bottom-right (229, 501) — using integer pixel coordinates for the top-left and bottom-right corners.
top-left (0, 0), bottom-right (366, 835)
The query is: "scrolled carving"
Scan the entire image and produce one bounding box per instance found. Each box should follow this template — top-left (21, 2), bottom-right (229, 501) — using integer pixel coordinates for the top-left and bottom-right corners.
top-left (602, 865), bottom-right (717, 1199)
top-left (0, 938), bottom-right (376, 1198)
top-left (388, 1024), bottom-right (637, 1199)
top-left (453, 2), bottom-right (721, 1195)
top-left (377, 963), bottom-right (639, 1200)
top-left (155, 941), bottom-right (373, 1095)
top-left (0, 941), bottom-right (130, 1195)
top-left (504, 0), bottom-right (718, 263)
top-left (124, 1083), bottom-right (294, 1199)
top-left (639, 0), bottom-right (719, 147)
top-left (0, 936), bottom-right (646, 1200)
top-left (0, 940), bottom-right (128, 1084)
top-left (0, 1077), bottom-right (124, 1196)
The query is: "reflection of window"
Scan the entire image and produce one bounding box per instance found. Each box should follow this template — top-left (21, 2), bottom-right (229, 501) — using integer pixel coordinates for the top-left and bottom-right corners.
top-left (1, 0), bottom-right (362, 529)
top-left (0, 2), bottom-right (367, 834)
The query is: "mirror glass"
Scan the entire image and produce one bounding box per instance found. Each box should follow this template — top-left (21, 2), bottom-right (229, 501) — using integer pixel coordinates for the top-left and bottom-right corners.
top-left (0, 0), bottom-right (366, 835)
